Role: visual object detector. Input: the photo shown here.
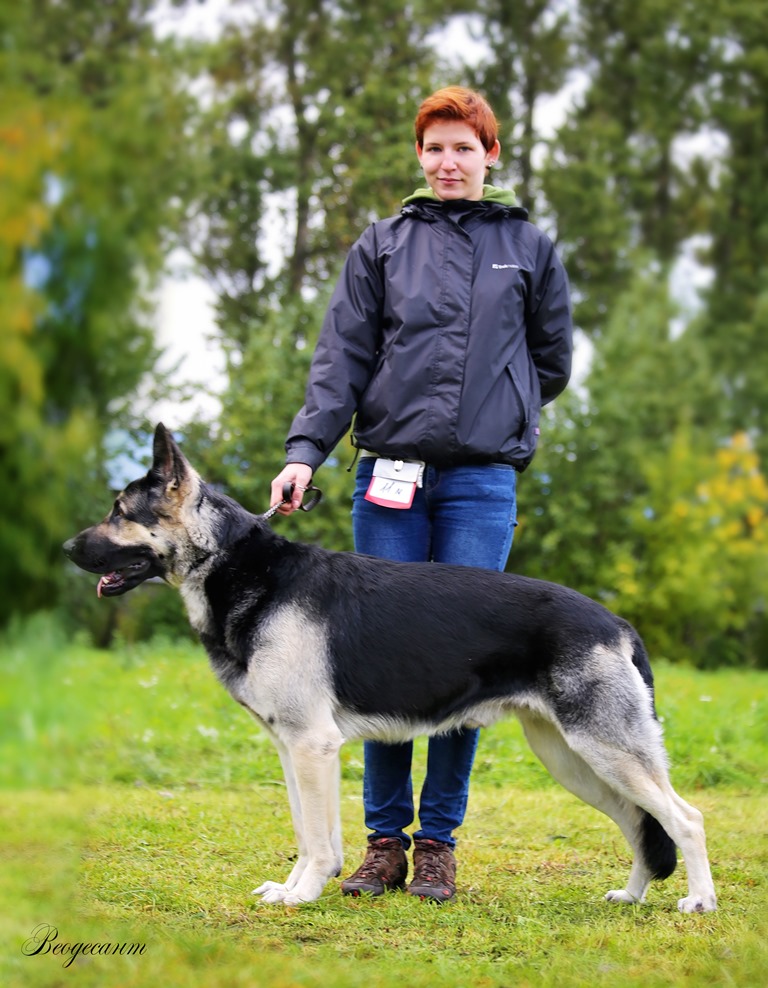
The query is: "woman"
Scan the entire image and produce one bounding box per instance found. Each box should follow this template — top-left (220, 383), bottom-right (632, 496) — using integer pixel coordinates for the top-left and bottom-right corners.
top-left (271, 86), bottom-right (573, 902)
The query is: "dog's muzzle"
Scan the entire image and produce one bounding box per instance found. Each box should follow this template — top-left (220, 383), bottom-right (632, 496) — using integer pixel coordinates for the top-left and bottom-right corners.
top-left (63, 533), bottom-right (162, 597)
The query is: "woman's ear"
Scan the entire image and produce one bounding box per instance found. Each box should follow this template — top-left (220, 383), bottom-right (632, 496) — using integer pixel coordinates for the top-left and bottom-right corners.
top-left (486, 138), bottom-right (501, 169)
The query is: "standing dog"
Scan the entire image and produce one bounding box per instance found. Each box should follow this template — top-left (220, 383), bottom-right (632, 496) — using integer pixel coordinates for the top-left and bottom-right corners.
top-left (64, 424), bottom-right (717, 912)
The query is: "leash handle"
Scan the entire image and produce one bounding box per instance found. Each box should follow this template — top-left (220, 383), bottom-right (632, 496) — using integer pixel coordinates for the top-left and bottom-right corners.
top-left (263, 482), bottom-right (323, 520)
top-left (289, 482), bottom-right (323, 512)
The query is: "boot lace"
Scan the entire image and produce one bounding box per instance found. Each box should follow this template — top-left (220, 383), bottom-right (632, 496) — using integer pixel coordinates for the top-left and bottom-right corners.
top-left (355, 839), bottom-right (402, 880)
top-left (414, 841), bottom-right (451, 884)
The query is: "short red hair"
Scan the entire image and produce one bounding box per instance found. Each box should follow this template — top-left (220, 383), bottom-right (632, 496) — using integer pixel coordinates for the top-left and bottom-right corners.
top-left (414, 86), bottom-right (499, 151)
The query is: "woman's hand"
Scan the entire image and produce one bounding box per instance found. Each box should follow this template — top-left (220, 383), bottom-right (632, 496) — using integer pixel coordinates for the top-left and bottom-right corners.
top-left (270, 463), bottom-right (314, 515)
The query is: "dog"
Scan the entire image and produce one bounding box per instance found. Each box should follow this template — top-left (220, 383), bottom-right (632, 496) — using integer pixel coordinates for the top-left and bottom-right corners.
top-left (63, 423), bottom-right (717, 912)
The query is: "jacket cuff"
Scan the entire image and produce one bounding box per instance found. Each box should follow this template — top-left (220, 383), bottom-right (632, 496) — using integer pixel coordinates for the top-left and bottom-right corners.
top-left (284, 442), bottom-right (325, 473)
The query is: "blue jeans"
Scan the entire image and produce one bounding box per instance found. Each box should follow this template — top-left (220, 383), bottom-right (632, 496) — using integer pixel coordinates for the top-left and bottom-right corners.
top-left (351, 459), bottom-right (517, 848)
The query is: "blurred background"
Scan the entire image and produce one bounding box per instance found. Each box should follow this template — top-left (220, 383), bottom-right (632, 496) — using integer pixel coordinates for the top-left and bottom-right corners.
top-left (2, 0), bottom-right (766, 668)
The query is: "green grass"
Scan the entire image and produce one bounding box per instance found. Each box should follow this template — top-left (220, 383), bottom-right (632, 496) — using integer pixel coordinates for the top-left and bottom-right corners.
top-left (1, 619), bottom-right (767, 987)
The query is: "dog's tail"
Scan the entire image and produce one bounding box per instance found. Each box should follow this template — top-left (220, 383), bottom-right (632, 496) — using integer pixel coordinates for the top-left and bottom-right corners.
top-left (640, 811), bottom-right (678, 879)
top-left (625, 620), bottom-right (655, 695)
top-left (626, 625), bottom-right (678, 879)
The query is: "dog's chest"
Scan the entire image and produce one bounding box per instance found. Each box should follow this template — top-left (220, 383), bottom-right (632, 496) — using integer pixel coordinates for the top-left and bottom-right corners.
top-left (180, 576), bottom-right (213, 635)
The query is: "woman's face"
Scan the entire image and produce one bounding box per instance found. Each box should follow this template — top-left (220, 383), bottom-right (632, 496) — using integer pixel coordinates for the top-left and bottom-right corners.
top-left (416, 121), bottom-right (500, 202)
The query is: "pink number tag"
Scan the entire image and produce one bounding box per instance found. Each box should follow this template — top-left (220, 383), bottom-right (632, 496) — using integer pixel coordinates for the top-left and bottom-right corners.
top-left (365, 475), bottom-right (417, 509)
top-left (363, 458), bottom-right (424, 509)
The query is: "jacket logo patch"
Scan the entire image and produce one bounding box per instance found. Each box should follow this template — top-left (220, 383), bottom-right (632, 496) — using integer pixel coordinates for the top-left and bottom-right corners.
top-left (492, 263), bottom-right (520, 270)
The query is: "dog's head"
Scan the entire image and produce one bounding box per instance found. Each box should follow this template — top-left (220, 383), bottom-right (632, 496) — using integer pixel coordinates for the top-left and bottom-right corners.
top-left (63, 423), bottom-right (203, 596)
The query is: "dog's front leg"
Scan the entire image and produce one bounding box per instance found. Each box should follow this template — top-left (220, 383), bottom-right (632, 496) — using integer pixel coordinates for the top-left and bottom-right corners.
top-left (254, 725), bottom-right (344, 906)
top-left (253, 738), bottom-right (310, 901)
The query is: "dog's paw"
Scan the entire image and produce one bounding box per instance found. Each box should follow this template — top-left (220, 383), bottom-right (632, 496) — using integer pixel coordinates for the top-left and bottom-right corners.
top-left (281, 890), bottom-right (312, 907)
top-left (255, 883), bottom-right (294, 905)
top-left (678, 893), bottom-right (717, 913)
top-left (604, 889), bottom-right (641, 905)
top-left (252, 879), bottom-right (321, 906)
top-left (253, 881), bottom-right (288, 902)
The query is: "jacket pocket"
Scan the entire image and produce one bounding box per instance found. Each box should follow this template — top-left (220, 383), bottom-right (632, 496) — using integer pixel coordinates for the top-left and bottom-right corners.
top-left (504, 362), bottom-right (530, 441)
top-left (500, 358), bottom-right (541, 457)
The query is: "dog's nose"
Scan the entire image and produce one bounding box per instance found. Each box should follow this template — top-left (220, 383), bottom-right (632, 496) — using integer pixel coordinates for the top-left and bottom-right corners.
top-left (63, 538), bottom-right (76, 558)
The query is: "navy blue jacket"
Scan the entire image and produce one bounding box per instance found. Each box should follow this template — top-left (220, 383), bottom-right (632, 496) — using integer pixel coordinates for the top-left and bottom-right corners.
top-left (286, 197), bottom-right (572, 472)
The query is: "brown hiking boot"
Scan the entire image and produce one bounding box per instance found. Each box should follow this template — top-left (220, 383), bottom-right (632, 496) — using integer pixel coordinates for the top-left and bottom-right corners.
top-left (340, 837), bottom-right (408, 896)
top-left (408, 838), bottom-right (456, 902)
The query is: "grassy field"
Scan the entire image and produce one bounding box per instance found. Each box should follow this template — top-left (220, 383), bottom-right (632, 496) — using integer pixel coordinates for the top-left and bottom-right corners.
top-left (1, 619), bottom-right (767, 987)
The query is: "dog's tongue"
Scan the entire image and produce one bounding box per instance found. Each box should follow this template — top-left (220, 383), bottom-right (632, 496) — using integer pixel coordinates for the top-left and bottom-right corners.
top-left (97, 574), bottom-right (117, 598)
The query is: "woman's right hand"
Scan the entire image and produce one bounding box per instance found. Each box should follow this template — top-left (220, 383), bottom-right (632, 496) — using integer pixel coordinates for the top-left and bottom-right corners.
top-left (270, 463), bottom-right (314, 515)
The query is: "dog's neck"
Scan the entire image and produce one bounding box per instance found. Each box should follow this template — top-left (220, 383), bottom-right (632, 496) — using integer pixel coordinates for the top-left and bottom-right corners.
top-left (196, 483), bottom-right (261, 545)
top-left (167, 482), bottom-right (271, 586)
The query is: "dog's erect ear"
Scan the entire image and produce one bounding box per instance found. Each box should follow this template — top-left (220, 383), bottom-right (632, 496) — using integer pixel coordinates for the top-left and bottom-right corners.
top-left (152, 423), bottom-right (191, 492)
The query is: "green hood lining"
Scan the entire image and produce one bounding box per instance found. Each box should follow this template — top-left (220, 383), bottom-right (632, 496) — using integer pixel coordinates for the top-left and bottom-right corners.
top-left (402, 184), bottom-right (518, 206)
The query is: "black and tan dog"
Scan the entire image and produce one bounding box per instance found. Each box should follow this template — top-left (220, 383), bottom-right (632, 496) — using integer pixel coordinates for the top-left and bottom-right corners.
top-left (64, 424), bottom-right (717, 911)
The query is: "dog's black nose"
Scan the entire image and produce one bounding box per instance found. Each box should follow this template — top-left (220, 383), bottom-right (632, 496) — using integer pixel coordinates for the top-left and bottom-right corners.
top-left (63, 538), bottom-right (76, 558)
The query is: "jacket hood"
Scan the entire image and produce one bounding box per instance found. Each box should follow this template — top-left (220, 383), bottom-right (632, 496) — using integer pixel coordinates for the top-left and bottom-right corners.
top-left (402, 184), bottom-right (519, 206)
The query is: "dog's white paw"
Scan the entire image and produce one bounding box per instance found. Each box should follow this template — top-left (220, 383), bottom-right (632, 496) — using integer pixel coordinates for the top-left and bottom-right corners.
top-left (260, 888), bottom-right (290, 904)
top-left (253, 878), bottom-right (323, 906)
top-left (253, 884), bottom-right (319, 906)
top-left (678, 893), bottom-right (717, 913)
top-left (281, 890), bottom-right (312, 907)
top-left (253, 881), bottom-right (287, 898)
top-left (604, 889), bottom-right (641, 905)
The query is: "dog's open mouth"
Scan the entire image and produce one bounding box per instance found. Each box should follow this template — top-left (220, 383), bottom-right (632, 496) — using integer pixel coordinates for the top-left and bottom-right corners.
top-left (96, 560), bottom-right (152, 597)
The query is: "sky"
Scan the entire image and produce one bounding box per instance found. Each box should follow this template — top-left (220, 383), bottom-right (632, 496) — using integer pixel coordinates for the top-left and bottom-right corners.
top-left (152, 250), bottom-right (224, 425)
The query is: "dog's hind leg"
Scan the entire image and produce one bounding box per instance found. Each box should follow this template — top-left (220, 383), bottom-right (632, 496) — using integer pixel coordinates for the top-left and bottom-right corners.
top-left (556, 725), bottom-right (716, 913)
top-left (517, 711), bottom-right (658, 905)
top-left (254, 719), bottom-right (344, 906)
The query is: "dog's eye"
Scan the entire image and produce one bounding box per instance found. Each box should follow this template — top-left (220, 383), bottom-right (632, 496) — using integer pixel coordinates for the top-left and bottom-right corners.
top-left (112, 501), bottom-right (124, 517)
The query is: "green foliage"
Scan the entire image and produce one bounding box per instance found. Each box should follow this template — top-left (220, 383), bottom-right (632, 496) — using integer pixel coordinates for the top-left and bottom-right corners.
top-left (542, 0), bottom-right (718, 329)
top-left (57, 569), bottom-right (195, 649)
top-left (693, 0), bottom-right (768, 454)
top-left (181, 292), bottom-right (357, 551)
top-left (455, 0), bottom-right (576, 210)
top-left (610, 431), bottom-right (768, 667)
top-left (194, 0), bottom-right (447, 317)
top-left (514, 268), bottom-right (768, 667)
top-left (514, 269), bottom-right (701, 590)
top-left (3, 1), bottom-right (767, 668)
top-left (0, 0), bottom-right (201, 622)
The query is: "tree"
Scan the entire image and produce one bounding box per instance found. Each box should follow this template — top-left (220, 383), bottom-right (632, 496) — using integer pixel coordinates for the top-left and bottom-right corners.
top-left (0, 0), bottom-right (200, 623)
top-left (513, 264), bottom-right (768, 667)
top-left (542, 0), bottom-right (720, 333)
top-left (690, 0), bottom-right (768, 455)
top-left (513, 268), bottom-right (706, 587)
top-left (178, 0), bottom-right (768, 667)
top-left (185, 0), bottom-right (450, 524)
top-left (611, 429), bottom-right (768, 667)
top-left (452, 0), bottom-right (576, 213)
